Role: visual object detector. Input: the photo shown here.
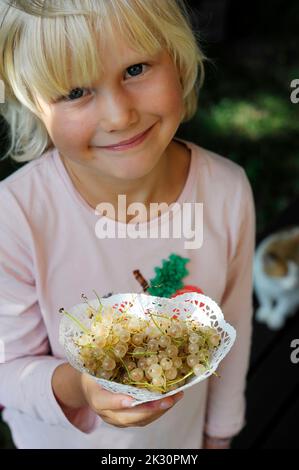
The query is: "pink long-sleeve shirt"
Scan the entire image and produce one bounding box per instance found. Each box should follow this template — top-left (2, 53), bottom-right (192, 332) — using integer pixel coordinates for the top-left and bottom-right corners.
top-left (0, 138), bottom-right (256, 449)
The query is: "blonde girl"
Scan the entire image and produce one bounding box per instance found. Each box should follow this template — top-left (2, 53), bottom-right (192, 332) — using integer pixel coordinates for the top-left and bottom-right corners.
top-left (0, 0), bottom-right (255, 449)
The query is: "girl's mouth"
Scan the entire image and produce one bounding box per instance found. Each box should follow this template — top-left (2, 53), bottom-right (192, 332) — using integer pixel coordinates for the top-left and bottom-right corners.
top-left (94, 124), bottom-right (156, 152)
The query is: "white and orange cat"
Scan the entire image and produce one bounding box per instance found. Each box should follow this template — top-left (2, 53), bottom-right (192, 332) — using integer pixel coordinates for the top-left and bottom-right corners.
top-left (254, 226), bottom-right (299, 330)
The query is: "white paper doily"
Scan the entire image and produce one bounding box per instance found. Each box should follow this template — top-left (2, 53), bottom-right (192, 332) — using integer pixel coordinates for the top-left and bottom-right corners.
top-left (59, 292), bottom-right (236, 406)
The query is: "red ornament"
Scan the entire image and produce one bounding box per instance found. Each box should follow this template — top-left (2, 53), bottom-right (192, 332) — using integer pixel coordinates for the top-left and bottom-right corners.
top-left (171, 285), bottom-right (204, 298)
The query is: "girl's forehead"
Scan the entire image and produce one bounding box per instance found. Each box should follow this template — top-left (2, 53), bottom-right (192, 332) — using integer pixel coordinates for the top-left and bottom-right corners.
top-left (100, 39), bottom-right (163, 64)
top-left (95, 26), bottom-right (163, 60)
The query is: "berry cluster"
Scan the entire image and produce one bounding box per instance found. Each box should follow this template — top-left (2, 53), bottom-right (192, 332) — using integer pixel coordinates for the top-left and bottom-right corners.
top-left (60, 296), bottom-right (221, 393)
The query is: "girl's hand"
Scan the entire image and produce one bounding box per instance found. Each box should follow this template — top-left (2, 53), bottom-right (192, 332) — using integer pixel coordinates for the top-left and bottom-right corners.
top-left (80, 372), bottom-right (184, 428)
top-left (203, 434), bottom-right (232, 449)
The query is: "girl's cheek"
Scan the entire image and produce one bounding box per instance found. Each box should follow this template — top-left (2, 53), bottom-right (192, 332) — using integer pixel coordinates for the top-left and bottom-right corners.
top-left (52, 116), bottom-right (93, 145)
top-left (149, 72), bottom-right (184, 115)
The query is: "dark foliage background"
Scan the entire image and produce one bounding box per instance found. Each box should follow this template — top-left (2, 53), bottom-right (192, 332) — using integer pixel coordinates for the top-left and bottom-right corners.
top-left (1, 0), bottom-right (298, 449)
top-left (179, 0), bottom-right (299, 233)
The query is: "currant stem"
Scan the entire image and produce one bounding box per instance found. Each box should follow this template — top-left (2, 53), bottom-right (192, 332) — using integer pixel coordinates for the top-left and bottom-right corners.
top-left (149, 314), bottom-right (166, 336)
top-left (167, 370), bottom-right (194, 386)
top-left (127, 381), bottom-right (164, 393)
top-left (117, 354), bottom-right (133, 381)
top-left (129, 351), bottom-right (157, 357)
top-left (59, 308), bottom-right (90, 335)
top-left (81, 293), bottom-right (95, 311)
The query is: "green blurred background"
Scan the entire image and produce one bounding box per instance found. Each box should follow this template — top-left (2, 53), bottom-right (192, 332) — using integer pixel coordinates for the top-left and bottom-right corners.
top-left (0, 0), bottom-right (298, 449)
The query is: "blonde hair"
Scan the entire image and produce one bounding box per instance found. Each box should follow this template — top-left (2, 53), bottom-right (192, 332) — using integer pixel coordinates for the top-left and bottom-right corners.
top-left (0, 0), bottom-right (207, 163)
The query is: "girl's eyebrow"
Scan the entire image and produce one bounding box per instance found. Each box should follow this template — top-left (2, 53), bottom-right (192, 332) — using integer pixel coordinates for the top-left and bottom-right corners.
top-left (119, 51), bottom-right (160, 67)
top-left (108, 48), bottom-right (162, 69)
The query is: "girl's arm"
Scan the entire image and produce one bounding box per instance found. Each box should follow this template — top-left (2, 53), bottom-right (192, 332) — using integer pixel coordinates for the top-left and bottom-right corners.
top-left (0, 204), bottom-right (96, 434)
top-left (204, 168), bottom-right (256, 440)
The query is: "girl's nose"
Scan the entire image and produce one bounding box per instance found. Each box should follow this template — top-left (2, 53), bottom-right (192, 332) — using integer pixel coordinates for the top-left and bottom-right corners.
top-left (95, 88), bottom-right (138, 131)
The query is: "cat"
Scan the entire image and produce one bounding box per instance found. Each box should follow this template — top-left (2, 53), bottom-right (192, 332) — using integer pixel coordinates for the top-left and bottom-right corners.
top-left (254, 226), bottom-right (299, 330)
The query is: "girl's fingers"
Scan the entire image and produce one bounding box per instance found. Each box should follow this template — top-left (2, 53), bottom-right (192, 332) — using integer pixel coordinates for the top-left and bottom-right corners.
top-left (138, 391), bottom-right (184, 410)
top-left (123, 391), bottom-right (184, 412)
top-left (93, 383), bottom-right (184, 413)
top-left (93, 386), bottom-right (136, 411)
top-left (104, 395), bottom-right (184, 427)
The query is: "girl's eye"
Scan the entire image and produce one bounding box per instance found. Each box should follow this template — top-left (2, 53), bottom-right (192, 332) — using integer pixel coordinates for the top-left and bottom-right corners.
top-left (64, 88), bottom-right (90, 102)
top-left (62, 63), bottom-right (149, 102)
top-left (125, 63), bottom-right (149, 79)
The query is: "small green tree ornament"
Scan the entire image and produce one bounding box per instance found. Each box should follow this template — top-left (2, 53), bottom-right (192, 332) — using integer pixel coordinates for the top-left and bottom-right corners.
top-left (147, 253), bottom-right (190, 298)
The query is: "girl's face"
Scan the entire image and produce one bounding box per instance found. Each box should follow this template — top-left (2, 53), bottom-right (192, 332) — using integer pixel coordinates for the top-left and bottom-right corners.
top-left (36, 32), bottom-right (185, 181)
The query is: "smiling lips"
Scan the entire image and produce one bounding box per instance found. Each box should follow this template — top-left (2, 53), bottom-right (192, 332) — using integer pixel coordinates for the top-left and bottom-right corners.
top-left (96, 124), bottom-right (155, 151)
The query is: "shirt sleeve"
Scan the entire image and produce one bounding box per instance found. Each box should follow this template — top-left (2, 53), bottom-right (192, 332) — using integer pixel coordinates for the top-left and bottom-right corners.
top-left (204, 169), bottom-right (256, 439)
top-left (0, 204), bottom-right (97, 434)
